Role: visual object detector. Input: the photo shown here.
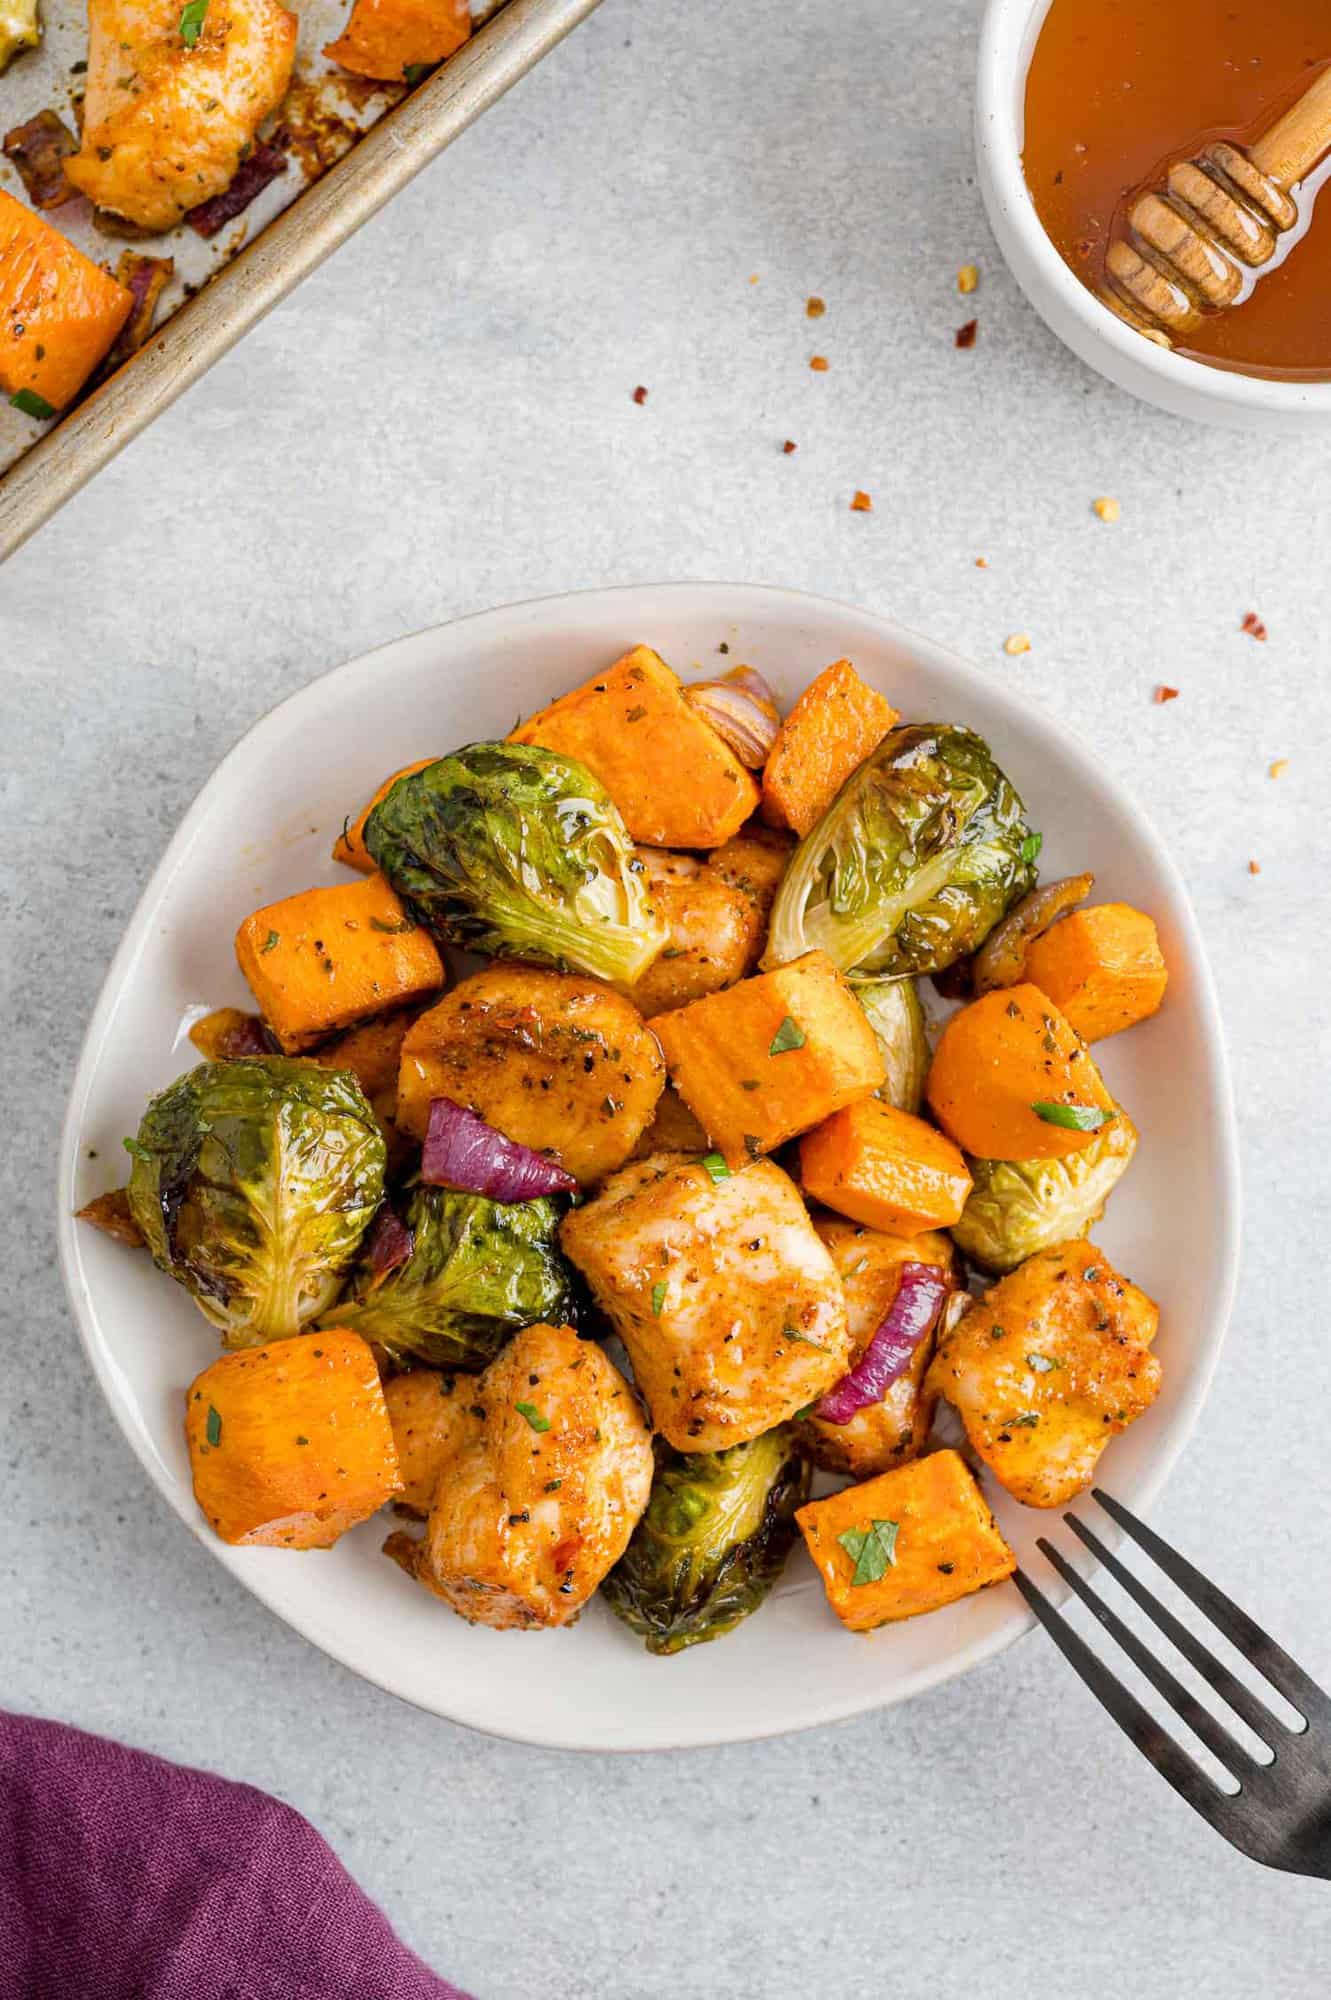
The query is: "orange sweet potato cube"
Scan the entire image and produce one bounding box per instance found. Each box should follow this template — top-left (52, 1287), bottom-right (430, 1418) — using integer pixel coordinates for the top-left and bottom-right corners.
top-left (1024, 903), bottom-right (1168, 1042)
top-left (332, 759), bottom-right (437, 872)
top-left (235, 874), bottom-right (444, 1052)
top-left (185, 1329), bottom-right (402, 1548)
top-left (800, 1098), bottom-right (973, 1235)
top-left (761, 660), bottom-right (899, 837)
top-left (510, 646), bottom-right (759, 848)
top-left (0, 189), bottom-right (133, 410)
top-left (325, 0), bottom-right (469, 81)
top-left (648, 949), bottom-right (884, 1163)
top-left (797, 1449), bottom-right (1015, 1632)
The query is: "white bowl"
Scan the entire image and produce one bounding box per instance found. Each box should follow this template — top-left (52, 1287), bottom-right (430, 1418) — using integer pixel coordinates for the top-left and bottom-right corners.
top-left (976, 0), bottom-right (1331, 432)
top-left (58, 582), bottom-right (1240, 1750)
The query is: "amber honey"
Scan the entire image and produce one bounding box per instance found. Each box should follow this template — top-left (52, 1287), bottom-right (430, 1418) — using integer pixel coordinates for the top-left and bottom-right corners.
top-left (1024, 0), bottom-right (1331, 379)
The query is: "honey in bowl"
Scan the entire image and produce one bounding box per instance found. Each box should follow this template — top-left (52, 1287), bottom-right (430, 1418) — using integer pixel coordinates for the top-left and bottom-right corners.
top-left (1023, 0), bottom-right (1331, 380)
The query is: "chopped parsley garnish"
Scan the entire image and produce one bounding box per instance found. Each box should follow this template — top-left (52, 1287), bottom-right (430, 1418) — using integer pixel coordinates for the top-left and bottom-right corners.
top-left (769, 1015), bottom-right (806, 1056)
top-left (837, 1517), bottom-right (899, 1585)
top-left (785, 1326), bottom-right (828, 1350)
top-left (793, 1402), bottom-right (818, 1420)
top-left (1031, 1100), bottom-right (1110, 1131)
top-left (179, 0), bottom-right (208, 45)
top-left (1006, 1412), bottom-right (1041, 1428)
top-left (122, 1136), bottom-right (152, 1162)
top-left (650, 1280), bottom-right (667, 1316)
top-left (402, 60), bottom-right (432, 83)
top-left (514, 1401), bottom-right (550, 1432)
top-left (259, 929), bottom-right (280, 953)
top-left (205, 1404), bottom-right (222, 1447)
top-left (1020, 831), bottom-right (1043, 866)
top-left (10, 389), bottom-right (55, 419)
top-left (544, 1478), bottom-right (562, 1492)
top-left (700, 1152), bottom-right (731, 1183)
top-left (1083, 1265), bottom-right (1101, 1282)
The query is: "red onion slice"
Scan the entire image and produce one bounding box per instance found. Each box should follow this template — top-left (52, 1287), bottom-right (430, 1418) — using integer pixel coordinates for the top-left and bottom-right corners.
top-left (814, 1262), bottom-right (948, 1425)
top-left (421, 1097), bottom-right (577, 1201)
top-left (365, 1205), bottom-right (414, 1279)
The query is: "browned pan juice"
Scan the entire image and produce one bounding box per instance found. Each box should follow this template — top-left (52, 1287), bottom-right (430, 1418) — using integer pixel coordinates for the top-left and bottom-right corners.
top-left (1023, 0), bottom-right (1331, 379)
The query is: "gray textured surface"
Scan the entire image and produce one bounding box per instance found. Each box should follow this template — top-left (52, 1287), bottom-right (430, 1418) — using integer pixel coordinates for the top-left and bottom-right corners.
top-left (4, 0), bottom-right (1331, 1994)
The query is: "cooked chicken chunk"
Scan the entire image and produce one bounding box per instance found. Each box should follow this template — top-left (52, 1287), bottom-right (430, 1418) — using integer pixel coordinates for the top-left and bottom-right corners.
top-left (383, 1324), bottom-right (652, 1629)
top-left (796, 1218), bottom-right (958, 1478)
top-left (396, 965), bottom-right (664, 1186)
top-left (382, 1368), bottom-right (481, 1517)
top-left (926, 1238), bottom-right (1161, 1508)
top-left (629, 849), bottom-right (765, 1015)
top-left (706, 822), bottom-right (793, 930)
top-left (66, 0), bottom-right (297, 231)
top-left (561, 1153), bottom-right (851, 1450)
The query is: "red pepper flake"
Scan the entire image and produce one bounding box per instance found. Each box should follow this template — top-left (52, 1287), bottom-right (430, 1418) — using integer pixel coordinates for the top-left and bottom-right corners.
top-left (1153, 685), bottom-right (1179, 703)
top-left (809, 355), bottom-right (829, 372)
top-left (632, 385), bottom-right (648, 405)
top-left (806, 295), bottom-right (826, 318)
top-left (782, 439), bottom-right (798, 454)
top-left (1241, 611), bottom-right (1268, 641)
top-left (1248, 859), bottom-right (1261, 876)
top-left (850, 490), bottom-right (872, 513)
top-left (955, 319), bottom-right (978, 349)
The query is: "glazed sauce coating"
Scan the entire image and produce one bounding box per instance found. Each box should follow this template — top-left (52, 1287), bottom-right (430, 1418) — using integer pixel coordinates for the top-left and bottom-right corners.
top-left (1023, 0), bottom-right (1331, 379)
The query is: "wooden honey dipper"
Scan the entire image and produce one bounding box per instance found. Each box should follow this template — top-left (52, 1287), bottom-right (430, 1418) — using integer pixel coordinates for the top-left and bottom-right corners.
top-left (1100, 62), bottom-right (1331, 345)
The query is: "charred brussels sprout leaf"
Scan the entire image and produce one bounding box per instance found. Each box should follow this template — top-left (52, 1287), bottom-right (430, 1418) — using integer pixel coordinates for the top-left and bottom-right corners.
top-left (125, 1057), bottom-right (385, 1347)
top-left (602, 1428), bottom-right (811, 1654)
top-left (951, 1115), bottom-right (1138, 1273)
top-left (764, 723), bottom-right (1038, 977)
top-left (363, 742), bottom-right (668, 986)
top-left (851, 975), bottom-right (928, 1114)
top-left (327, 1181), bottom-right (572, 1369)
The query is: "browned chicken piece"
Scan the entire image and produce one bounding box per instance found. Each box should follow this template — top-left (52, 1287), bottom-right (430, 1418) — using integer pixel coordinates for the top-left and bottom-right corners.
top-left (66, 0), bottom-right (297, 232)
top-left (629, 849), bottom-right (763, 1015)
top-left (796, 1218), bottom-right (958, 1478)
top-left (561, 1153), bottom-right (851, 1451)
top-left (384, 1323), bottom-right (653, 1630)
top-left (396, 965), bottom-right (664, 1186)
top-left (629, 1084), bottom-right (709, 1162)
top-left (382, 1368), bottom-right (481, 1517)
top-left (705, 821), bottom-right (794, 932)
top-left (926, 1238), bottom-right (1161, 1508)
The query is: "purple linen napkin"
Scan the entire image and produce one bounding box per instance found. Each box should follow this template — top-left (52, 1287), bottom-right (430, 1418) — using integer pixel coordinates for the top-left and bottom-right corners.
top-left (0, 1710), bottom-right (472, 2000)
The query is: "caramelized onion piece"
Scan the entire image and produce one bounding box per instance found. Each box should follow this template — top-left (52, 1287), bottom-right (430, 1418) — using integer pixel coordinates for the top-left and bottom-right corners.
top-left (76, 1189), bottom-right (145, 1248)
top-left (972, 873), bottom-right (1095, 994)
top-left (684, 665), bottom-right (781, 768)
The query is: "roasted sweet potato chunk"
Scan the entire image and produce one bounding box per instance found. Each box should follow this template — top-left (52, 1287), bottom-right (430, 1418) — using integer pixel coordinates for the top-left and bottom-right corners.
top-left (797, 1449), bottom-right (1015, 1632)
top-left (185, 1328), bottom-right (401, 1548)
top-left (760, 660), bottom-right (898, 837)
top-left (396, 964), bottom-right (664, 1185)
top-left (649, 949), bottom-right (883, 1164)
top-left (799, 1098), bottom-right (972, 1236)
top-left (235, 874), bottom-right (444, 1053)
top-left (326, 0), bottom-right (468, 80)
top-left (926, 1240), bottom-right (1161, 1507)
top-left (510, 646), bottom-right (759, 848)
top-left (925, 983), bottom-right (1119, 1162)
top-left (0, 190), bottom-right (133, 410)
top-left (1024, 903), bottom-right (1168, 1042)
top-left (629, 849), bottom-right (764, 1015)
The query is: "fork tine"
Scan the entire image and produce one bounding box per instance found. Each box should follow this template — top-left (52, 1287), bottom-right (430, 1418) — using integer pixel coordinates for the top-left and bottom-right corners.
top-left (1092, 1489), bottom-right (1330, 1726)
top-left (1036, 1537), bottom-right (1260, 1781)
top-left (1064, 1512), bottom-right (1282, 1745)
top-left (1012, 1568), bottom-right (1229, 1829)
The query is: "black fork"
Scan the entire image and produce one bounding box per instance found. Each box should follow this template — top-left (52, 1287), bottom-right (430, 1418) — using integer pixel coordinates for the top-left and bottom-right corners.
top-left (1014, 1488), bottom-right (1331, 1877)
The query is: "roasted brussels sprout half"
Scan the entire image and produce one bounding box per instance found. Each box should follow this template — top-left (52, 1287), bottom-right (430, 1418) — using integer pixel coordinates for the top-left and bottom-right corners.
top-left (364, 742), bottom-right (668, 986)
top-left (950, 1114), bottom-right (1138, 1273)
top-left (765, 724), bottom-right (1038, 978)
top-left (851, 975), bottom-right (928, 1114)
top-left (125, 1057), bottom-right (386, 1347)
top-left (328, 1181), bottom-right (573, 1369)
top-left (602, 1427), bottom-right (811, 1654)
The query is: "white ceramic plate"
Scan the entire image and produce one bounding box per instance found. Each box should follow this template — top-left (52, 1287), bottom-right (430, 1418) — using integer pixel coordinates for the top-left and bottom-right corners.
top-left (58, 583), bottom-right (1240, 1750)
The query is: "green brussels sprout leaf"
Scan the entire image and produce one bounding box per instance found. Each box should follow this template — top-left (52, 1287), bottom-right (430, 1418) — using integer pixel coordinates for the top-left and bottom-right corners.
top-left (764, 723), bottom-right (1038, 977)
top-left (125, 1057), bottom-right (386, 1347)
top-left (950, 1116), bottom-right (1137, 1274)
top-left (850, 974), bottom-right (929, 1114)
top-left (327, 1181), bottom-right (572, 1370)
top-left (363, 741), bottom-right (668, 985)
top-left (601, 1429), bottom-right (811, 1654)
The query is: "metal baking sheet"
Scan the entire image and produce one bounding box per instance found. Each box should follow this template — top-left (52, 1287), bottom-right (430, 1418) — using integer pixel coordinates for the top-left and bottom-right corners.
top-left (0, 0), bottom-right (601, 560)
